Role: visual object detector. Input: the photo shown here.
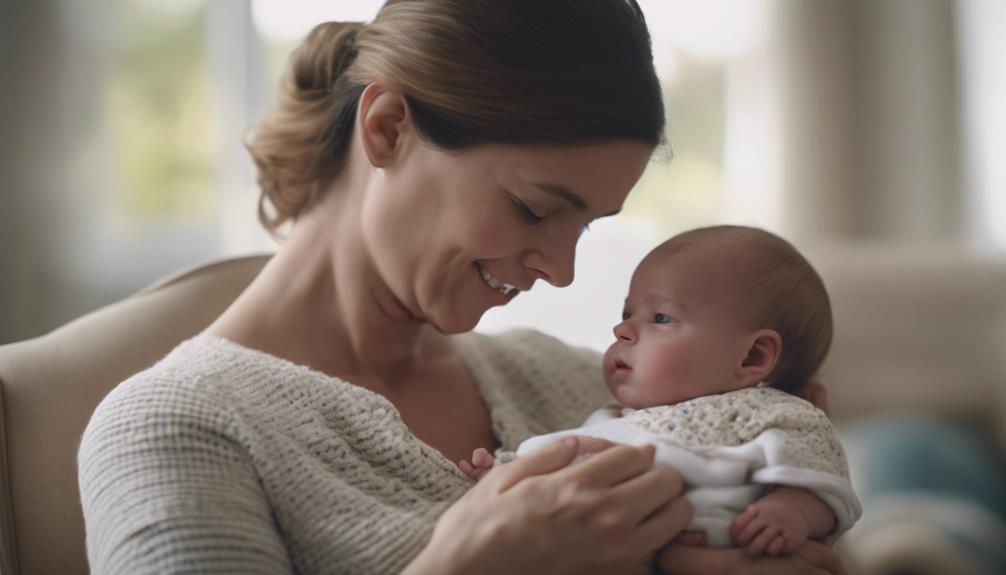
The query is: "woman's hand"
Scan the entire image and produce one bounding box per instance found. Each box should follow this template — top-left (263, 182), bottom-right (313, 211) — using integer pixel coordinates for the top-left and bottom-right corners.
top-left (800, 380), bottom-right (830, 414)
top-left (406, 436), bottom-right (692, 575)
top-left (655, 539), bottom-right (846, 575)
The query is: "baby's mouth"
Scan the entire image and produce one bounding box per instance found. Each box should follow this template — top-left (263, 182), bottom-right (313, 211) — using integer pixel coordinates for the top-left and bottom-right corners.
top-left (614, 358), bottom-right (632, 372)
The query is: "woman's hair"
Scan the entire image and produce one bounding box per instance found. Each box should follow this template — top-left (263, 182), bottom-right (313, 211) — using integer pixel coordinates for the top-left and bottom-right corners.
top-left (246, 0), bottom-right (665, 233)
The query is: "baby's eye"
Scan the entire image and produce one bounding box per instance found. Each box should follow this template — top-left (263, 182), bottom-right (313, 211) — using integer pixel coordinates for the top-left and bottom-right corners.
top-left (654, 313), bottom-right (673, 324)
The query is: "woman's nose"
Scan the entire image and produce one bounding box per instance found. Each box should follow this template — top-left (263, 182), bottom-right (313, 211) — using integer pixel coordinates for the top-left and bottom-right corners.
top-left (613, 319), bottom-right (635, 342)
top-left (523, 235), bottom-right (577, 288)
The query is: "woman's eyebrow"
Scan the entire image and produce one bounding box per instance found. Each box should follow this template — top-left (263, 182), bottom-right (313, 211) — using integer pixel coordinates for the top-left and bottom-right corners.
top-left (523, 178), bottom-right (622, 217)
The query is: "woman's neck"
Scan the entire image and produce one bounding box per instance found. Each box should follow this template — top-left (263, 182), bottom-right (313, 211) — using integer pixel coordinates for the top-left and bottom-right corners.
top-left (207, 183), bottom-right (439, 383)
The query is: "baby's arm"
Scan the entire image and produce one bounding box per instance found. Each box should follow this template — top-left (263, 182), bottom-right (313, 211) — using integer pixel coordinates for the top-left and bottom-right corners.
top-left (729, 485), bottom-right (836, 557)
top-left (458, 447), bottom-right (496, 480)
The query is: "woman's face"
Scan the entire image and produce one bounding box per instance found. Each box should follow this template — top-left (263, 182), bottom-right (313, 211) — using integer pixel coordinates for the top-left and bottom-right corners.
top-left (361, 139), bottom-right (653, 333)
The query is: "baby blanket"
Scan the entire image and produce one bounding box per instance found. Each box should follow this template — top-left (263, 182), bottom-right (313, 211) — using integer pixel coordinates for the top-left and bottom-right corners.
top-left (513, 387), bottom-right (862, 546)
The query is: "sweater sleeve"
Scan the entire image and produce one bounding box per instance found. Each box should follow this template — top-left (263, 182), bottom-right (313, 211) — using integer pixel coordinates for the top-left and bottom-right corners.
top-left (77, 375), bottom-right (294, 575)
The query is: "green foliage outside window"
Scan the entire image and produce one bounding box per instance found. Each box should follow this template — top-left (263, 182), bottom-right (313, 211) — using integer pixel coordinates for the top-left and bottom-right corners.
top-left (107, 0), bottom-right (217, 221)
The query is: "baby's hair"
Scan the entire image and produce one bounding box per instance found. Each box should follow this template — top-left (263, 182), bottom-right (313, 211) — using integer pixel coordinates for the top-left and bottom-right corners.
top-left (660, 225), bottom-right (833, 395)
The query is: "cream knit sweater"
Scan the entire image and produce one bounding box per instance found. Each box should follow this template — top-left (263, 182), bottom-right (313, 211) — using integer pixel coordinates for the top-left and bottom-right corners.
top-left (77, 329), bottom-right (610, 574)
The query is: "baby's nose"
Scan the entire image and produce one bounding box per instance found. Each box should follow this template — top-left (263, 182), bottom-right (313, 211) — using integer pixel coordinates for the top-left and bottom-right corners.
top-left (613, 320), bottom-right (635, 342)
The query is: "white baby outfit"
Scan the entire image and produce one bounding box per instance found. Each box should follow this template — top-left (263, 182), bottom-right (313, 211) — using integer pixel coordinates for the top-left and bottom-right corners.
top-left (514, 386), bottom-right (863, 546)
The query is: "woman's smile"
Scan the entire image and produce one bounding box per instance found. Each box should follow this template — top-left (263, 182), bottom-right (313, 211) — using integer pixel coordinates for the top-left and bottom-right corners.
top-left (475, 262), bottom-right (521, 303)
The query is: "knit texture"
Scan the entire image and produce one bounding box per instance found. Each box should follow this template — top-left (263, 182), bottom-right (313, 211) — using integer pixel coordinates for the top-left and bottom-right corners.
top-left (77, 329), bottom-right (609, 575)
top-left (622, 387), bottom-right (849, 478)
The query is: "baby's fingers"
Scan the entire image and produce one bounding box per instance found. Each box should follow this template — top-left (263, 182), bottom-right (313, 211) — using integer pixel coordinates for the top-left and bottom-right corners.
top-left (766, 534), bottom-right (787, 556)
top-left (730, 506), bottom-right (760, 543)
top-left (472, 448), bottom-right (493, 468)
top-left (748, 525), bottom-right (781, 557)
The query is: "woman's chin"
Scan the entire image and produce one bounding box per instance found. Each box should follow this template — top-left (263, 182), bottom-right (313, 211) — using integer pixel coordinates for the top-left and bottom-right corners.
top-left (426, 308), bottom-right (485, 335)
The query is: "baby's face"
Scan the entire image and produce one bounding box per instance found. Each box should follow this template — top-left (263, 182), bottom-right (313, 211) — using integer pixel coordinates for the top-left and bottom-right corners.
top-left (603, 247), bottom-right (753, 408)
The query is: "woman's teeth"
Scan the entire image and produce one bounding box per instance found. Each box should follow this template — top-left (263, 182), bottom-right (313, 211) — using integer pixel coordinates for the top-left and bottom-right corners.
top-left (478, 265), bottom-right (517, 296)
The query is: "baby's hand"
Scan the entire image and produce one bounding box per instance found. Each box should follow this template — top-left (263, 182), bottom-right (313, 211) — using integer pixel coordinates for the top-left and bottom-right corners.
top-left (729, 498), bottom-right (812, 557)
top-left (458, 447), bottom-right (495, 481)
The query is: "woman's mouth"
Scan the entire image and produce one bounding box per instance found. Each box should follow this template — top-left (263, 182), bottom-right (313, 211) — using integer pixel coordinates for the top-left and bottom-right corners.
top-left (476, 262), bottom-right (519, 297)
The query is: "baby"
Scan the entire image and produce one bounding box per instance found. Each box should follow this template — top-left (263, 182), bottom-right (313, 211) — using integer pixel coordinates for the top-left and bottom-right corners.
top-left (460, 225), bottom-right (861, 556)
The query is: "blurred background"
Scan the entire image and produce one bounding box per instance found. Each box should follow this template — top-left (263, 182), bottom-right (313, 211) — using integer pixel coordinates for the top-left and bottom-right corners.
top-left (1, 1), bottom-right (1004, 573)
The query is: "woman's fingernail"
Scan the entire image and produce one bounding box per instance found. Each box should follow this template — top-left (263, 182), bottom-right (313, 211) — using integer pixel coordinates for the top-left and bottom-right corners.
top-left (561, 437), bottom-right (578, 449)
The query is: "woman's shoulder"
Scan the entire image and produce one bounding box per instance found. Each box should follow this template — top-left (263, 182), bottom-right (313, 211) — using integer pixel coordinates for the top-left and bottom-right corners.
top-left (81, 336), bottom-right (245, 449)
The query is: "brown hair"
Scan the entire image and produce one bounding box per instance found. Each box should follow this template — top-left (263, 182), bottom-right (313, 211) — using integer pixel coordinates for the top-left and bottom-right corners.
top-left (661, 226), bottom-right (833, 395)
top-left (246, 0), bottom-right (665, 233)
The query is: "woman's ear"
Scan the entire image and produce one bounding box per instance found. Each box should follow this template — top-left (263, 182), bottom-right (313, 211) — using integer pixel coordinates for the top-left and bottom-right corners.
top-left (356, 83), bottom-right (412, 170)
top-left (735, 329), bottom-right (782, 387)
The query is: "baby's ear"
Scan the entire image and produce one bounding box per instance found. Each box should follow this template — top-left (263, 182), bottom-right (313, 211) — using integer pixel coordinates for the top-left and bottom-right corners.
top-left (736, 329), bottom-right (782, 386)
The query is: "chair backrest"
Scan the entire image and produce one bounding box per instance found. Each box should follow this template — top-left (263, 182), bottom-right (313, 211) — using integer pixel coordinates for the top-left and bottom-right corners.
top-left (810, 246), bottom-right (1006, 450)
top-left (0, 254), bottom-right (269, 575)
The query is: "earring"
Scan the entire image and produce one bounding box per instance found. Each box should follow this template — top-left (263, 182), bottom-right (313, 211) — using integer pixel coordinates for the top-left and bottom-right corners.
top-left (375, 167), bottom-right (385, 178)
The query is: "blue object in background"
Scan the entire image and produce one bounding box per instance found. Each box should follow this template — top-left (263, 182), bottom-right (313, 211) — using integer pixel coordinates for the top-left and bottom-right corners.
top-left (840, 413), bottom-right (1006, 575)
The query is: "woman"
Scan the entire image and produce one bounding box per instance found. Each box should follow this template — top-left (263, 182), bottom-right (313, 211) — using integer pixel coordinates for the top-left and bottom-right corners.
top-left (78, 1), bottom-right (844, 573)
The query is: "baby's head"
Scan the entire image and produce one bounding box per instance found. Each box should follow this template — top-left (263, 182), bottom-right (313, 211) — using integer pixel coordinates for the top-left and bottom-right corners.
top-left (603, 225), bottom-right (832, 408)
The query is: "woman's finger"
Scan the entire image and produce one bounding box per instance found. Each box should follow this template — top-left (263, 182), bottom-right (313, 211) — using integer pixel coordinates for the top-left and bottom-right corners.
top-left (556, 443), bottom-right (656, 487)
top-left (654, 544), bottom-right (729, 574)
top-left (632, 496), bottom-right (693, 555)
top-left (571, 435), bottom-right (618, 455)
top-left (487, 436), bottom-right (580, 492)
top-left (801, 380), bottom-right (830, 414)
top-left (608, 465), bottom-right (685, 524)
top-left (675, 530), bottom-right (707, 547)
top-left (792, 540), bottom-right (846, 575)
top-left (656, 545), bottom-right (832, 575)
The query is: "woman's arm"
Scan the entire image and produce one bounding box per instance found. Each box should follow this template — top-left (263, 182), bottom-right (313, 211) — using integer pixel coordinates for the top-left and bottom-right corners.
top-left (656, 540), bottom-right (846, 575)
top-left (78, 381), bottom-right (293, 574)
top-left (405, 437), bottom-right (693, 575)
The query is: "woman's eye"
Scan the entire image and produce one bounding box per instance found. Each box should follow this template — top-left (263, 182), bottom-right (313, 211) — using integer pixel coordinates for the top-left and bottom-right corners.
top-left (654, 313), bottom-right (673, 324)
top-left (512, 197), bottom-right (544, 224)
top-left (621, 310), bottom-right (630, 321)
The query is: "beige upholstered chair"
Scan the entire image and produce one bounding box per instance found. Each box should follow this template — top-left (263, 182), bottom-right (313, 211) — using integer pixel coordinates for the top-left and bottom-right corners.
top-left (0, 254), bottom-right (269, 575)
